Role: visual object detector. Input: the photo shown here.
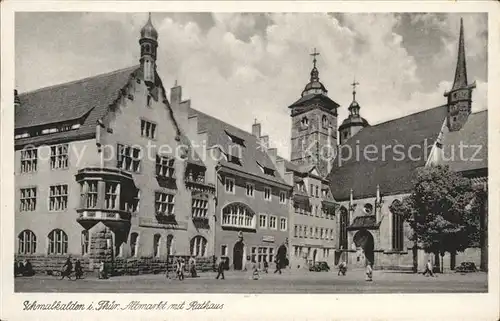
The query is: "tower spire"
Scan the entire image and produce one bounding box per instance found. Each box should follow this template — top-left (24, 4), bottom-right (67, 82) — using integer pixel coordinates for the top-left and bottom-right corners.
top-left (351, 78), bottom-right (359, 102)
top-left (309, 48), bottom-right (320, 82)
top-left (452, 18), bottom-right (468, 90)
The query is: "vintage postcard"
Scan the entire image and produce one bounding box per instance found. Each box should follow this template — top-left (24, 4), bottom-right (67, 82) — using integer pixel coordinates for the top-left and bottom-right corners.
top-left (1, 1), bottom-right (499, 320)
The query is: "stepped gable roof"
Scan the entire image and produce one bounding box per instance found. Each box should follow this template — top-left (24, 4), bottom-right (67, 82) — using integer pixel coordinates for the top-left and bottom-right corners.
top-left (15, 66), bottom-right (140, 146)
top-left (441, 110), bottom-right (487, 173)
top-left (189, 108), bottom-right (289, 186)
top-left (328, 105), bottom-right (448, 201)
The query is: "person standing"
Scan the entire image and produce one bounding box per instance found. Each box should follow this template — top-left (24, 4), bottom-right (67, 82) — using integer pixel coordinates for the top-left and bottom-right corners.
top-left (365, 261), bottom-right (373, 282)
top-left (189, 256), bottom-right (197, 278)
top-left (61, 257), bottom-right (73, 280)
top-left (215, 257), bottom-right (225, 280)
top-left (423, 259), bottom-right (435, 277)
top-left (274, 257), bottom-right (282, 274)
top-left (263, 258), bottom-right (269, 274)
top-left (338, 261), bottom-right (347, 276)
top-left (74, 259), bottom-right (83, 279)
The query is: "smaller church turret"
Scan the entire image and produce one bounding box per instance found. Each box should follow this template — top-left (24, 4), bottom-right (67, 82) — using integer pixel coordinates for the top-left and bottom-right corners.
top-left (139, 13), bottom-right (158, 88)
top-left (444, 18), bottom-right (476, 132)
top-left (338, 79), bottom-right (369, 144)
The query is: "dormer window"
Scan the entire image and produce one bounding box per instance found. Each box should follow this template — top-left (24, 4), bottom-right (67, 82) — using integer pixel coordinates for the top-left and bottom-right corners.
top-left (301, 117), bottom-right (309, 127)
top-left (257, 161), bottom-right (275, 176)
top-left (225, 130), bottom-right (245, 147)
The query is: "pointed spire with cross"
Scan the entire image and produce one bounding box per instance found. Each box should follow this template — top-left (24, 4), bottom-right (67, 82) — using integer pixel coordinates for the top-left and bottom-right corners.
top-left (310, 47), bottom-right (320, 68)
top-left (309, 47), bottom-right (320, 82)
top-left (351, 77), bottom-right (360, 102)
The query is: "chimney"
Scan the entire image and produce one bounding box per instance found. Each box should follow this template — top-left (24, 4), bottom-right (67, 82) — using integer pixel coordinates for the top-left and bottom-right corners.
top-left (268, 147), bottom-right (277, 162)
top-left (14, 89), bottom-right (20, 107)
top-left (260, 135), bottom-right (269, 149)
top-left (252, 121), bottom-right (261, 138)
top-left (170, 84), bottom-right (182, 106)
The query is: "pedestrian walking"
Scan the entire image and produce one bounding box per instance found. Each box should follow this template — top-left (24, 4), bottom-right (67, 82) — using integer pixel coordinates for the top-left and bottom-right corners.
top-left (365, 262), bottom-right (373, 282)
top-left (338, 261), bottom-right (347, 276)
top-left (74, 259), bottom-right (83, 279)
top-left (98, 261), bottom-right (108, 279)
top-left (177, 258), bottom-right (185, 281)
top-left (274, 257), bottom-right (282, 274)
top-left (252, 263), bottom-right (260, 280)
top-left (215, 257), bottom-right (225, 280)
top-left (423, 259), bottom-right (435, 277)
top-left (189, 256), bottom-right (197, 278)
top-left (263, 258), bottom-right (269, 274)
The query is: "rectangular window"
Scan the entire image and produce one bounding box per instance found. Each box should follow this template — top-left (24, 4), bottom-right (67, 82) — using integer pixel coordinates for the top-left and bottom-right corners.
top-left (20, 187), bottom-right (37, 211)
top-left (156, 155), bottom-right (175, 178)
top-left (268, 247), bottom-right (274, 263)
top-left (294, 225), bottom-right (298, 237)
top-left (127, 188), bottom-right (140, 212)
top-left (279, 191), bottom-right (286, 204)
top-left (117, 144), bottom-right (141, 173)
top-left (251, 247), bottom-right (257, 263)
top-left (280, 217), bottom-right (287, 231)
top-left (269, 216), bottom-right (277, 230)
top-left (192, 196), bottom-right (209, 219)
top-left (310, 227), bottom-right (314, 238)
top-left (105, 182), bottom-right (118, 209)
top-left (50, 144), bottom-right (69, 170)
top-left (304, 225), bottom-right (308, 238)
top-left (315, 227), bottom-right (319, 239)
top-left (221, 245), bottom-right (228, 256)
top-left (299, 225), bottom-right (304, 238)
top-left (310, 184), bottom-right (313, 196)
top-left (315, 186), bottom-right (319, 198)
top-left (259, 214), bottom-right (267, 228)
top-left (392, 213), bottom-right (404, 251)
top-left (320, 228), bottom-right (324, 239)
top-left (49, 185), bottom-right (68, 211)
top-left (86, 181), bottom-right (98, 208)
top-left (264, 187), bottom-right (271, 201)
top-left (140, 119), bottom-right (157, 139)
top-left (225, 177), bottom-right (235, 193)
top-left (258, 247), bottom-right (268, 263)
top-left (155, 192), bottom-right (175, 215)
top-left (20, 148), bottom-right (37, 173)
top-left (246, 183), bottom-right (254, 197)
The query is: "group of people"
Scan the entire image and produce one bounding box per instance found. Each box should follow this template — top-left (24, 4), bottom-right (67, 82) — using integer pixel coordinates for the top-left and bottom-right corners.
top-left (61, 257), bottom-right (84, 279)
top-left (336, 260), bottom-right (373, 281)
top-left (14, 259), bottom-right (35, 277)
top-left (167, 257), bottom-right (198, 280)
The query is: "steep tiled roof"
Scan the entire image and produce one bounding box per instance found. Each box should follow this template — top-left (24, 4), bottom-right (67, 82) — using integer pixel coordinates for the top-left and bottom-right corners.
top-left (15, 66), bottom-right (140, 147)
top-left (189, 109), bottom-right (288, 186)
top-left (440, 110), bottom-right (487, 172)
top-left (328, 105), bottom-right (449, 201)
top-left (289, 93), bottom-right (340, 110)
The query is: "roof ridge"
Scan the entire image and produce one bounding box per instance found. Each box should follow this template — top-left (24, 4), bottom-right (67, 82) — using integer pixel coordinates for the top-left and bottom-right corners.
top-left (18, 65), bottom-right (140, 96)
top-left (190, 108), bottom-right (255, 139)
top-left (367, 104), bottom-right (447, 128)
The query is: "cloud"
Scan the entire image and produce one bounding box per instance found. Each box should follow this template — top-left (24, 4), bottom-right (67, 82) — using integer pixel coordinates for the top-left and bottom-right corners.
top-left (15, 13), bottom-right (488, 159)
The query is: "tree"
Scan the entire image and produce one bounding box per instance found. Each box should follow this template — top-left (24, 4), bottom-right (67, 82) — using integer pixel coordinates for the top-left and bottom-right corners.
top-left (390, 165), bottom-right (481, 273)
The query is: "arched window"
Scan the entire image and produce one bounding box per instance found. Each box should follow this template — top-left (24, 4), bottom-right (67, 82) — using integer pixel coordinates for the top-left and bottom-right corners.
top-left (48, 229), bottom-right (68, 255)
top-left (153, 234), bottom-right (161, 257)
top-left (190, 236), bottom-right (207, 257)
top-left (130, 232), bottom-right (139, 257)
top-left (18, 230), bottom-right (36, 254)
top-left (166, 234), bottom-right (174, 257)
top-left (339, 206), bottom-right (349, 250)
top-left (221, 203), bottom-right (255, 228)
top-left (301, 117), bottom-right (309, 127)
top-left (81, 230), bottom-right (89, 255)
top-left (391, 200), bottom-right (404, 251)
top-left (322, 115), bottom-right (328, 128)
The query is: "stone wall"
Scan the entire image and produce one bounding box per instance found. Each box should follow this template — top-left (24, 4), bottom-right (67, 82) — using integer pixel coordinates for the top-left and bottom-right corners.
top-left (14, 254), bottom-right (216, 276)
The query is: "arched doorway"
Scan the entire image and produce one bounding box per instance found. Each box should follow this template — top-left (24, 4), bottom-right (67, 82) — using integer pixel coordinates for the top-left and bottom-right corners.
top-left (353, 229), bottom-right (375, 266)
top-left (233, 240), bottom-right (244, 270)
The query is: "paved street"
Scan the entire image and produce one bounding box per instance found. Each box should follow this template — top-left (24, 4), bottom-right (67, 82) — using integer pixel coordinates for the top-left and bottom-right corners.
top-left (15, 269), bottom-right (487, 293)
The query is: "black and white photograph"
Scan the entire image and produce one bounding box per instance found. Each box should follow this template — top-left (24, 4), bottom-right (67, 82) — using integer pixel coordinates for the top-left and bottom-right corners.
top-left (1, 1), bottom-right (499, 321)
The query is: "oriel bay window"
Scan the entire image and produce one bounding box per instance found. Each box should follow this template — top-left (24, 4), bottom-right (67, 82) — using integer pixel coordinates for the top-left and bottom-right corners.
top-left (80, 181), bottom-right (98, 208)
top-left (105, 182), bottom-right (119, 209)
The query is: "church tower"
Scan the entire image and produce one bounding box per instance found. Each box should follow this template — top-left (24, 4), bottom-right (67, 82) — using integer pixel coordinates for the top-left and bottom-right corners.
top-left (289, 49), bottom-right (340, 177)
top-left (339, 79), bottom-right (369, 144)
top-left (139, 13), bottom-right (158, 88)
top-left (444, 18), bottom-right (476, 132)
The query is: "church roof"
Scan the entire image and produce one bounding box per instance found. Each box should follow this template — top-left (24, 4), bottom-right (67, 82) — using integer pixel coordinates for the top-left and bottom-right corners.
top-left (328, 105), bottom-right (449, 201)
top-left (441, 110), bottom-right (487, 173)
top-left (288, 93), bottom-right (340, 111)
top-left (339, 115), bottom-right (369, 130)
top-left (188, 109), bottom-right (289, 186)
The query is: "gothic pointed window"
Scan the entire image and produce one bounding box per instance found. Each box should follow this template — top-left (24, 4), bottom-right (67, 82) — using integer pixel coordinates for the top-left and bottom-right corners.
top-left (339, 206), bottom-right (349, 250)
top-left (391, 200), bottom-right (404, 251)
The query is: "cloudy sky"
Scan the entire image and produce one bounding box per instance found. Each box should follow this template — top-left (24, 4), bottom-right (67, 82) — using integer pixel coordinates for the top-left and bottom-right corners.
top-left (15, 12), bottom-right (487, 158)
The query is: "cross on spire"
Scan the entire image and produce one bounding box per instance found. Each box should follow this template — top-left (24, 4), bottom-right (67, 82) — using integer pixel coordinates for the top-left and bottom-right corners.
top-left (351, 78), bottom-right (360, 101)
top-left (310, 48), bottom-right (320, 68)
